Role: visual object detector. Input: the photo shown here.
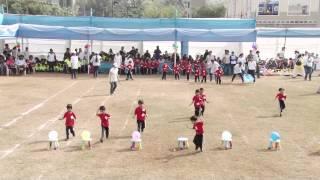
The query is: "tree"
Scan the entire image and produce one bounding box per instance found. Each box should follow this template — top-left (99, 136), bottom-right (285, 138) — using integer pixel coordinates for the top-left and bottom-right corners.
top-left (1, 0), bottom-right (72, 16)
top-left (193, 5), bottom-right (226, 18)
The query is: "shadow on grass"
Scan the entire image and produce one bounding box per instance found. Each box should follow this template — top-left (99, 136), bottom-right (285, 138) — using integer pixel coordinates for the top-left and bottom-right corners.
top-left (117, 148), bottom-right (134, 153)
top-left (256, 115), bottom-right (280, 119)
top-left (82, 94), bottom-right (108, 98)
top-left (64, 145), bottom-right (83, 152)
top-left (155, 151), bottom-right (200, 162)
top-left (30, 148), bottom-right (49, 152)
top-left (309, 151), bottom-right (320, 156)
top-left (110, 136), bottom-right (131, 140)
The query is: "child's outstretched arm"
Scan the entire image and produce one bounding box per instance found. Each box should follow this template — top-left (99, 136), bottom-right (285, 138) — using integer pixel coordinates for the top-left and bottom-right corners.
top-left (96, 109), bottom-right (100, 116)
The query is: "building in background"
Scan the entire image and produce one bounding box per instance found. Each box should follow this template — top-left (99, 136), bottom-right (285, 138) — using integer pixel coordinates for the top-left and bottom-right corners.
top-left (224, 0), bottom-right (320, 27)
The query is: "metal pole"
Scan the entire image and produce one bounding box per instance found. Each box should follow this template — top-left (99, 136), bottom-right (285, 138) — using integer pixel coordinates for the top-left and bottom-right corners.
top-left (174, 0), bottom-right (178, 66)
top-left (6, 0), bottom-right (8, 13)
top-left (112, 0), bottom-right (114, 17)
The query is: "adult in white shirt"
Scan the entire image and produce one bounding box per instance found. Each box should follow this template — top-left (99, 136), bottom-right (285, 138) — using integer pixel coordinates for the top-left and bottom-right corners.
top-left (47, 49), bottom-right (56, 72)
top-left (114, 53), bottom-right (122, 68)
top-left (231, 62), bottom-right (244, 83)
top-left (15, 55), bottom-right (27, 75)
top-left (209, 60), bottom-right (220, 82)
top-left (238, 53), bottom-right (246, 72)
top-left (90, 53), bottom-right (101, 78)
top-left (247, 59), bottom-right (257, 83)
top-left (304, 53), bottom-right (314, 81)
top-left (109, 64), bottom-right (119, 95)
top-left (70, 53), bottom-right (79, 79)
top-left (23, 47), bottom-right (30, 60)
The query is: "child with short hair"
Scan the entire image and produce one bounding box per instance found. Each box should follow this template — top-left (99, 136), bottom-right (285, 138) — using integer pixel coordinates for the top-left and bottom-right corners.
top-left (194, 67), bottom-right (200, 83)
top-left (190, 89), bottom-right (203, 116)
top-left (173, 64), bottom-right (180, 80)
top-left (192, 116), bottom-right (204, 152)
top-left (275, 88), bottom-right (287, 117)
top-left (134, 100), bottom-right (147, 133)
top-left (185, 62), bottom-right (192, 81)
top-left (215, 66), bottom-right (224, 85)
top-left (201, 67), bottom-right (207, 83)
top-left (162, 63), bottom-right (169, 80)
top-left (199, 88), bottom-right (208, 115)
top-left (126, 61), bottom-right (134, 80)
top-left (59, 104), bottom-right (76, 141)
top-left (96, 106), bottom-right (111, 143)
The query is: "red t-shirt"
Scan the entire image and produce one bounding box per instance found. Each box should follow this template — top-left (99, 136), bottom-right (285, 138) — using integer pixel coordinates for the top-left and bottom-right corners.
top-left (98, 113), bottom-right (111, 127)
top-left (215, 69), bottom-right (223, 77)
top-left (201, 69), bottom-right (207, 76)
top-left (127, 64), bottom-right (133, 70)
top-left (276, 93), bottom-right (287, 101)
top-left (194, 69), bottom-right (200, 76)
top-left (200, 93), bottom-right (207, 106)
top-left (192, 95), bottom-right (202, 108)
top-left (173, 66), bottom-right (180, 74)
top-left (162, 64), bottom-right (169, 72)
top-left (186, 64), bottom-right (192, 73)
top-left (135, 106), bottom-right (147, 121)
top-left (63, 111), bottom-right (76, 127)
top-left (194, 121), bottom-right (204, 135)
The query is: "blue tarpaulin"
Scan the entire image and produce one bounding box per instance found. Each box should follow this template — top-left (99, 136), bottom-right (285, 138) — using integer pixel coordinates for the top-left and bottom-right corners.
top-left (2, 14), bottom-right (256, 29)
top-left (0, 24), bottom-right (18, 39)
top-left (257, 28), bottom-right (320, 38)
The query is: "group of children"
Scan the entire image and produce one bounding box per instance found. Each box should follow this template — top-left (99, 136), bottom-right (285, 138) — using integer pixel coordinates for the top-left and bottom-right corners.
top-left (59, 100), bottom-right (147, 145)
top-left (185, 87), bottom-right (287, 152)
top-left (57, 85), bottom-right (286, 152)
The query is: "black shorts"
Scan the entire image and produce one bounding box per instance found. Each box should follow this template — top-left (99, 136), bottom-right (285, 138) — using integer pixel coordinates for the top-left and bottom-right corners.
top-left (279, 100), bottom-right (285, 110)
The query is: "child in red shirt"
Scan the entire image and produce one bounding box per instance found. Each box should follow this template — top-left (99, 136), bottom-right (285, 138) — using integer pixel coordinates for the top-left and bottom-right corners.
top-left (126, 61), bottom-right (133, 80)
top-left (190, 89), bottom-right (203, 116)
top-left (134, 100), bottom-right (147, 133)
top-left (199, 88), bottom-right (209, 116)
top-left (162, 63), bottom-right (169, 80)
top-left (194, 67), bottom-right (200, 83)
top-left (201, 67), bottom-right (207, 83)
top-left (215, 66), bottom-right (224, 85)
top-left (60, 104), bottom-right (76, 141)
top-left (275, 88), bottom-right (287, 117)
top-left (185, 62), bottom-right (192, 81)
top-left (173, 64), bottom-right (180, 80)
top-left (96, 106), bottom-right (111, 143)
top-left (190, 116), bottom-right (204, 152)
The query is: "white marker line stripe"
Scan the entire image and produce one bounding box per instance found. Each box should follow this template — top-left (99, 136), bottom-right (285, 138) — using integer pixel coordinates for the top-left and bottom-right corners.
top-left (1, 81), bottom-right (78, 128)
top-left (0, 144), bottom-right (20, 160)
top-left (0, 82), bottom-right (97, 160)
top-left (3, 117), bottom-right (22, 127)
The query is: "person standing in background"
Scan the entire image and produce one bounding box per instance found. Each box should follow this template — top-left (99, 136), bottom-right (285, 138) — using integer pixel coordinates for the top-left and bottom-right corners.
top-left (47, 49), bottom-right (56, 72)
top-left (70, 53), bottom-right (79, 79)
top-left (91, 52), bottom-right (101, 78)
top-left (230, 51), bottom-right (237, 75)
top-left (222, 50), bottom-right (231, 75)
top-left (109, 64), bottom-right (119, 95)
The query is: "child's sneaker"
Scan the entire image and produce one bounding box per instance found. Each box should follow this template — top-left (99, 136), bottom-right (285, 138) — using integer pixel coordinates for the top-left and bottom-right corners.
top-left (100, 139), bottom-right (103, 143)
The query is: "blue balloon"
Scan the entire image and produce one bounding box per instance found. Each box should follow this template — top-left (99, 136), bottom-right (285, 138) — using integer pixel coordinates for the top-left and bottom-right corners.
top-left (270, 131), bottom-right (280, 141)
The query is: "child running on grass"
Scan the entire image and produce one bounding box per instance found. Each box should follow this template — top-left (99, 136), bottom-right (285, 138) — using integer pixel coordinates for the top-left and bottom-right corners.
top-left (199, 88), bottom-right (209, 116)
top-left (275, 88), bottom-right (287, 117)
top-left (190, 115), bottom-right (204, 152)
top-left (190, 89), bottom-right (203, 116)
top-left (96, 105), bottom-right (111, 143)
top-left (59, 104), bottom-right (76, 141)
top-left (134, 100), bottom-right (147, 133)
top-left (215, 66), bottom-right (224, 85)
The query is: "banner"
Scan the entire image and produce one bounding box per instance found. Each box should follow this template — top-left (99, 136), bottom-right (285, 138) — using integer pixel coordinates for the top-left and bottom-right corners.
top-left (258, 0), bottom-right (279, 16)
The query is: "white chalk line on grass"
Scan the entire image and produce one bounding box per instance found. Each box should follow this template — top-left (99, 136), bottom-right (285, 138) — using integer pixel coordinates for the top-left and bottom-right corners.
top-left (0, 82), bottom-right (97, 160)
top-left (1, 81), bottom-right (78, 129)
top-left (0, 144), bottom-right (20, 160)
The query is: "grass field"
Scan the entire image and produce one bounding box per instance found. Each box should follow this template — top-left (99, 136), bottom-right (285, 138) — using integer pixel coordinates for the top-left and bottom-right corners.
top-left (0, 73), bottom-right (319, 180)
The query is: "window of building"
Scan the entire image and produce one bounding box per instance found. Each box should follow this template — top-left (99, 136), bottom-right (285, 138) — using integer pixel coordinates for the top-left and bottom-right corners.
top-left (288, 0), bottom-right (311, 16)
top-left (258, 0), bottom-right (279, 16)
